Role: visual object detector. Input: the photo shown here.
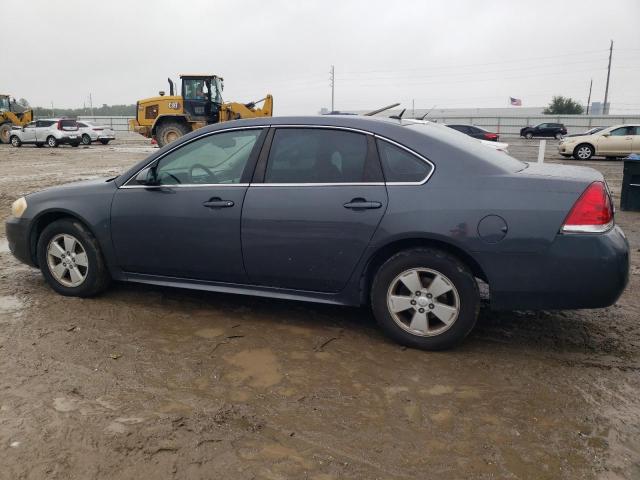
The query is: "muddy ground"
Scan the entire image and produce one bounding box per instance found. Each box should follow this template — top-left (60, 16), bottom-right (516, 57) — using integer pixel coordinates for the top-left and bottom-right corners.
top-left (0, 135), bottom-right (638, 480)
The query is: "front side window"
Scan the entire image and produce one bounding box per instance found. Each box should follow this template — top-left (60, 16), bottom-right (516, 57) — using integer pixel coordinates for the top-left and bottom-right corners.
top-left (25, 122), bottom-right (36, 128)
top-left (377, 139), bottom-right (432, 183)
top-left (537, 123), bottom-right (547, 129)
top-left (265, 128), bottom-right (374, 183)
top-left (610, 126), bottom-right (634, 136)
top-left (152, 129), bottom-right (262, 185)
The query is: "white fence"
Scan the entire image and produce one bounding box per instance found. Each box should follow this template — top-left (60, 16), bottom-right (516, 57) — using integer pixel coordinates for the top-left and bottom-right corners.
top-left (420, 114), bottom-right (640, 136)
top-left (77, 116), bottom-right (134, 132)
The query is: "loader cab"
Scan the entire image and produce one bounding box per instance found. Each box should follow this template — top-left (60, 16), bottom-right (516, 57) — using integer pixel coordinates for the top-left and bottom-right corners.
top-left (180, 75), bottom-right (224, 124)
top-left (0, 95), bottom-right (10, 112)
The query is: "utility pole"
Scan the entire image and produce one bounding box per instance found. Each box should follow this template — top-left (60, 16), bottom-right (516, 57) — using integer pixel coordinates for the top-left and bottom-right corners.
top-left (603, 40), bottom-right (613, 115)
top-left (586, 78), bottom-right (592, 115)
top-left (329, 65), bottom-right (335, 112)
top-left (89, 93), bottom-right (94, 117)
top-left (412, 99), bottom-right (415, 117)
top-left (51, 101), bottom-right (54, 117)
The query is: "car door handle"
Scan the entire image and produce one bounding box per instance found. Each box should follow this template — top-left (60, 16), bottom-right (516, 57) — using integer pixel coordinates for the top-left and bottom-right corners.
top-left (203, 198), bottom-right (234, 208)
top-left (343, 198), bottom-right (382, 210)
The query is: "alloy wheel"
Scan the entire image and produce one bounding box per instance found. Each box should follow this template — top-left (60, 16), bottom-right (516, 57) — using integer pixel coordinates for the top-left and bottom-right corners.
top-left (386, 268), bottom-right (460, 337)
top-left (577, 146), bottom-right (592, 159)
top-left (46, 234), bottom-right (89, 287)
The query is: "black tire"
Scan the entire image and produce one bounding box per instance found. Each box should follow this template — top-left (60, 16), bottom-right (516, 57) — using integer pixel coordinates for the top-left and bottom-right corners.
top-left (371, 248), bottom-right (480, 350)
top-left (46, 136), bottom-right (58, 148)
top-left (10, 135), bottom-right (22, 147)
top-left (36, 218), bottom-right (111, 297)
top-left (99, 139), bottom-right (110, 145)
top-left (0, 122), bottom-right (12, 144)
top-left (554, 132), bottom-right (563, 140)
top-left (156, 120), bottom-right (190, 148)
top-left (573, 143), bottom-right (594, 160)
top-left (81, 134), bottom-right (92, 145)
top-left (525, 132), bottom-right (533, 140)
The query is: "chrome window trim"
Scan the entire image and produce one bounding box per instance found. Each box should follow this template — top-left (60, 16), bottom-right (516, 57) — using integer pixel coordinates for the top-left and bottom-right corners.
top-left (120, 126), bottom-right (265, 189)
top-left (119, 123), bottom-right (436, 189)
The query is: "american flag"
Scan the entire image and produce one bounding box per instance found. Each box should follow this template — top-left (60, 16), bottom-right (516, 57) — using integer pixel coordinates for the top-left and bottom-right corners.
top-left (510, 97), bottom-right (522, 106)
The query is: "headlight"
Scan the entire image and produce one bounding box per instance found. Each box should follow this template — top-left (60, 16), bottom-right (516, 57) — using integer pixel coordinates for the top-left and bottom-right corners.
top-left (11, 197), bottom-right (27, 218)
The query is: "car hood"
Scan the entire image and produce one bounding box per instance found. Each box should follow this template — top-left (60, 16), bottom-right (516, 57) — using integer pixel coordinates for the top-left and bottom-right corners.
top-left (561, 134), bottom-right (596, 143)
top-left (27, 177), bottom-right (117, 199)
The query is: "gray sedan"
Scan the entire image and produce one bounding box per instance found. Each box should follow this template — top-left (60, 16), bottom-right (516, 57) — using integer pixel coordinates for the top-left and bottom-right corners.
top-left (5, 116), bottom-right (629, 350)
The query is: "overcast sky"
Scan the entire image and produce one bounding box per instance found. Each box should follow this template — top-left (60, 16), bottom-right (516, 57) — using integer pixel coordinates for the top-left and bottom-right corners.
top-left (4, 0), bottom-right (640, 114)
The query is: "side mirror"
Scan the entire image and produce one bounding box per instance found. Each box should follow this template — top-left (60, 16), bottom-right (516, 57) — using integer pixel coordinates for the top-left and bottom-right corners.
top-left (602, 132), bottom-right (610, 137)
top-left (134, 166), bottom-right (158, 185)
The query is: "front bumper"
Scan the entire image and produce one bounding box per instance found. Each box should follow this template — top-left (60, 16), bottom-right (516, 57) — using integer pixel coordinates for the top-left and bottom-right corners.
top-left (558, 142), bottom-right (576, 155)
top-left (483, 226), bottom-right (629, 310)
top-left (5, 216), bottom-right (35, 267)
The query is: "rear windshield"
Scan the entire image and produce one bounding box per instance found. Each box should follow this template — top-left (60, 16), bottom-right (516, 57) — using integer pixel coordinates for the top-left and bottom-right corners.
top-left (59, 119), bottom-right (77, 128)
top-left (405, 122), bottom-right (526, 172)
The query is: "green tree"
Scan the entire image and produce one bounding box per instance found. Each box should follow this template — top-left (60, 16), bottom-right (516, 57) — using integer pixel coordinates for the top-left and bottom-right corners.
top-left (543, 96), bottom-right (584, 115)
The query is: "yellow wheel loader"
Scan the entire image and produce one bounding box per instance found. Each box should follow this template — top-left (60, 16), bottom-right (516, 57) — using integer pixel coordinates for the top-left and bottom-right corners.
top-left (0, 95), bottom-right (34, 144)
top-left (129, 74), bottom-right (273, 147)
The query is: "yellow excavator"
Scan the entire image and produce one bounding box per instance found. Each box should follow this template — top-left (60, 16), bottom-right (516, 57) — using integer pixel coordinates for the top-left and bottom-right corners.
top-left (129, 74), bottom-right (273, 147)
top-left (0, 95), bottom-right (34, 144)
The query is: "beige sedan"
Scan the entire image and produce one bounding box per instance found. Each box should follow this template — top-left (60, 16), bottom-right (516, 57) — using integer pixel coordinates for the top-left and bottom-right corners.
top-left (558, 124), bottom-right (640, 160)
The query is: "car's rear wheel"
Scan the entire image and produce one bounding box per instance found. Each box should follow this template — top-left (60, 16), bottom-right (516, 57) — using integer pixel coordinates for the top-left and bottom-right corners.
top-left (99, 139), bottom-right (110, 145)
top-left (10, 135), bottom-right (22, 147)
top-left (573, 144), bottom-right (594, 160)
top-left (36, 219), bottom-right (111, 297)
top-left (525, 132), bottom-right (533, 139)
top-left (47, 136), bottom-right (58, 148)
top-left (371, 248), bottom-right (480, 350)
top-left (81, 134), bottom-right (92, 145)
top-left (555, 132), bottom-right (563, 140)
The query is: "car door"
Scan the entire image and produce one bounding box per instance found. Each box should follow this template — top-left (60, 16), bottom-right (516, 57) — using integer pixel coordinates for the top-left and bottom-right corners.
top-left (21, 121), bottom-right (37, 143)
top-left (632, 126), bottom-right (640, 153)
top-left (241, 127), bottom-right (388, 293)
top-left (110, 127), bottom-right (266, 283)
top-left (598, 126), bottom-right (634, 155)
top-left (35, 120), bottom-right (55, 143)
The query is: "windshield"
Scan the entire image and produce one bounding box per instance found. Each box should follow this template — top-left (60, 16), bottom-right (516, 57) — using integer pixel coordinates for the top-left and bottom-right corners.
top-left (0, 96), bottom-right (9, 111)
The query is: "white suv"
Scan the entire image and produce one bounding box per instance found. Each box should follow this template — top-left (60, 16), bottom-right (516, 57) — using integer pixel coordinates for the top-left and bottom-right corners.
top-left (9, 119), bottom-right (81, 148)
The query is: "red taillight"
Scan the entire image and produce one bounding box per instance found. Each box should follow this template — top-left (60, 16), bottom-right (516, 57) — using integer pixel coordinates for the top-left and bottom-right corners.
top-left (57, 120), bottom-right (63, 130)
top-left (92, 128), bottom-right (103, 131)
top-left (562, 181), bottom-right (613, 233)
top-left (484, 132), bottom-right (498, 140)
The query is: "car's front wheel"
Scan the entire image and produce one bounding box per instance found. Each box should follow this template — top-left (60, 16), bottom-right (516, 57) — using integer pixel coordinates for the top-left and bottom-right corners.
top-left (10, 136), bottom-right (22, 147)
top-left (525, 132), bottom-right (533, 139)
top-left (46, 136), bottom-right (58, 148)
top-left (36, 219), bottom-right (111, 297)
top-left (371, 248), bottom-right (480, 350)
top-left (81, 134), bottom-right (92, 145)
top-left (573, 143), bottom-right (594, 160)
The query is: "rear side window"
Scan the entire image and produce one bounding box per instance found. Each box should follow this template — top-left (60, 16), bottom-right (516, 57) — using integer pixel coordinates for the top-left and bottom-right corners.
top-left (77, 122), bottom-right (87, 128)
top-left (376, 139), bottom-right (432, 183)
top-left (36, 120), bottom-right (55, 127)
top-left (265, 128), bottom-right (377, 183)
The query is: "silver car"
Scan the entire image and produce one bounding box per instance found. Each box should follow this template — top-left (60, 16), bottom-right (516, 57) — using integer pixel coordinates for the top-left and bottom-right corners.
top-left (76, 121), bottom-right (116, 145)
top-left (9, 118), bottom-right (81, 148)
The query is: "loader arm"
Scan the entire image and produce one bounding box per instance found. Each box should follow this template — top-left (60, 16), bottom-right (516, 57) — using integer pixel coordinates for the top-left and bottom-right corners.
top-left (219, 94), bottom-right (273, 122)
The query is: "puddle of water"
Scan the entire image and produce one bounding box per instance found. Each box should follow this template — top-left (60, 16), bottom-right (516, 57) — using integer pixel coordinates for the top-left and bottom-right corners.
top-left (224, 348), bottom-right (283, 388)
top-left (0, 295), bottom-right (24, 315)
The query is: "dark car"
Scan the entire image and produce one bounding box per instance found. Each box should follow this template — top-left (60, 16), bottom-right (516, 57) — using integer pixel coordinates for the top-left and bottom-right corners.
top-left (446, 124), bottom-right (499, 141)
top-left (6, 116), bottom-right (629, 350)
top-left (520, 122), bottom-right (567, 140)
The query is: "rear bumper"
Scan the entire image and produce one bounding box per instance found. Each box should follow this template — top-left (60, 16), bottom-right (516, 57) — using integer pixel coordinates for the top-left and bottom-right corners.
top-left (5, 216), bottom-right (35, 267)
top-left (58, 135), bottom-right (80, 144)
top-left (483, 226), bottom-right (629, 310)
